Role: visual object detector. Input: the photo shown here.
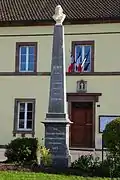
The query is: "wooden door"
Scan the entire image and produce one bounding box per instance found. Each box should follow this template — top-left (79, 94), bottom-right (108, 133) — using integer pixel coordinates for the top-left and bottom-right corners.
top-left (71, 102), bottom-right (93, 148)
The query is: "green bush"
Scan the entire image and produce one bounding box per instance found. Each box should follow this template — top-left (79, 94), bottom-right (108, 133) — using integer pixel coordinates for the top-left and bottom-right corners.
top-left (5, 138), bottom-right (38, 165)
top-left (71, 154), bottom-right (114, 177)
top-left (103, 117), bottom-right (120, 177)
top-left (71, 154), bottom-right (100, 174)
top-left (93, 156), bottom-right (112, 177)
top-left (103, 117), bottom-right (120, 155)
top-left (39, 146), bottom-right (52, 167)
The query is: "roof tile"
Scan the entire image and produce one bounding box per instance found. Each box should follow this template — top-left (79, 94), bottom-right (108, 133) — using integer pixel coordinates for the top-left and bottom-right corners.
top-left (0, 0), bottom-right (120, 22)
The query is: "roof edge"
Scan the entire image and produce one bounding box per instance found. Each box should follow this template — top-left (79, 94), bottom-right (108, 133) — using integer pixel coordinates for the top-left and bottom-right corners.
top-left (0, 17), bottom-right (120, 27)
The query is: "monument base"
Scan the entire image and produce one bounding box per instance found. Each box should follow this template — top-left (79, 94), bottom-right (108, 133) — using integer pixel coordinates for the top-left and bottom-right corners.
top-left (52, 155), bottom-right (71, 168)
top-left (42, 116), bottom-right (72, 168)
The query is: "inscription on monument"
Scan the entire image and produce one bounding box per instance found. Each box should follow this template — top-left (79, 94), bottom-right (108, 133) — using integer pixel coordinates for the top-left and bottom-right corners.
top-left (49, 64), bottom-right (64, 112)
top-left (51, 66), bottom-right (62, 81)
top-left (45, 125), bottom-right (67, 156)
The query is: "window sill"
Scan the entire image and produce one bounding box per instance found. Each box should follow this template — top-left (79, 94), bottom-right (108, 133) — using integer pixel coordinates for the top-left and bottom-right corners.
top-left (13, 131), bottom-right (35, 137)
top-left (67, 72), bottom-right (94, 75)
top-left (15, 72), bottom-right (37, 75)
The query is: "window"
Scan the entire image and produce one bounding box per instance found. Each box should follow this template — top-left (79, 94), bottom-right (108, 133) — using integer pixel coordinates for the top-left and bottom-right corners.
top-left (15, 42), bottom-right (37, 73)
top-left (13, 99), bottom-right (35, 134)
top-left (71, 41), bottom-right (94, 72)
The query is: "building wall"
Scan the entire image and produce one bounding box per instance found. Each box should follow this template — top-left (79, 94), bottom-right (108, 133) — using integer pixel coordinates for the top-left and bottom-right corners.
top-left (0, 23), bottom-right (120, 72)
top-left (0, 75), bottom-right (119, 149)
top-left (0, 23), bottom-right (120, 148)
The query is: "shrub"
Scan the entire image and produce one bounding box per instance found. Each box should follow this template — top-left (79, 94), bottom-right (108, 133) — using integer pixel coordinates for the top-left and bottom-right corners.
top-left (39, 146), bottom-right (52, 167)
top-left (5, 137), bottom-right (38, 165)
top-left (103, 117), bottom-right (120, 177)
top-left (103, 117), bottom-right (120, 155)
top-left (71, 154), bottom-right (100, 174)
top-left (71, 154), bottom-right (113, 177)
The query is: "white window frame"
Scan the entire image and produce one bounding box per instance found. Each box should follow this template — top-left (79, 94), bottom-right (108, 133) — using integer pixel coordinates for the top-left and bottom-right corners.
top-left (19, 46), bottom-right (34, 72)
top-left (17, 102), bottom-right (33, 131)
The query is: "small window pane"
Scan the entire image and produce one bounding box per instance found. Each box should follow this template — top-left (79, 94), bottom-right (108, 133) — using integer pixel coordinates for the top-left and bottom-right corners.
top-left (20, 55), bottom-right (26, 63)
top-left (76, 45), bottom-right (82, 57)
top-left (19, 54), bottom-right (27, 71)
top-left (84, 62), bottom-right (90, 71)
top-left (27, 120), bottom-right (32, 129)
top-left (75, 45), bottom-right (82, 64)
top-left (29, 46), bottom-right (34, 54)
top-left (85, 46), bottom-right (91, 57)
top-left (20, 103), bottom-right (25, 111)
top-left (28, 62), bottom-right (34, 71)
top-left (84, 46), bottom-right (91, 72)
top-left (20, 63), bottom-right (26, 71)
top-left (27, 103), bottom-right (33, 111)
top-left (27, 112), bottom-right (32, 119)
top-left (28, 54), bottom-right (34, 63)
top-left (19, 120), bottom-right (24, 129)
top-left (20, 47), bottom-right (27, 55)
top-left (19, 112), bottom-right (25, 119)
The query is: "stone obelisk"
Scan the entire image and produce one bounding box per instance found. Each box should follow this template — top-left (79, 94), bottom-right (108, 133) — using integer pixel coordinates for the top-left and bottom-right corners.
top-left (43, 5), bottom-right (72, 168)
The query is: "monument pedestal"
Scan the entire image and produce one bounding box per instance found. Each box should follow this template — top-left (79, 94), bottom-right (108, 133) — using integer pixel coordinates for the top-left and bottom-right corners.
top-left (44, 116), bottom-right (71, 168)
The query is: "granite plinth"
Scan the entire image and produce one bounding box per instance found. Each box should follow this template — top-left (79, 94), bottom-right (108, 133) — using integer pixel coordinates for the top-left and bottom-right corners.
top-left (44, 122), bottom-right (71, 168)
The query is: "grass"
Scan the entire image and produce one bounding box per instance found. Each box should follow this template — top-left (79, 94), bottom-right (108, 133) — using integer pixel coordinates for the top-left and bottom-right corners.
top-left (0, 172), bottom-right (114, 180)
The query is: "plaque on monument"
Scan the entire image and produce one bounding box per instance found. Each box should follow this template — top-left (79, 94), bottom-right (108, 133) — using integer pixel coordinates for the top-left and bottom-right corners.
top-left (45, 125), bottom-right (67, 156)
top-left (44, 123), bottom-right (71, 167)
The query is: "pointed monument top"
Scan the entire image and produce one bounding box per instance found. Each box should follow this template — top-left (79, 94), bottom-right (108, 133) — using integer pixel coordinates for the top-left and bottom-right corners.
top-left (52, 5), bottom-right (66, 25)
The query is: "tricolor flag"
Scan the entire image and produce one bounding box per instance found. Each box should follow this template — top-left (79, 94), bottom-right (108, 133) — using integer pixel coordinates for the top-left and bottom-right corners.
top-left (75, 49), bottom-right (82, 72)
top-left (76, 49), bottom-right (90, 72)
top-left (68, 49), bottom-right (90, 72)
top-left (82, 50), bottom-right (90, 71)
top-left (68, 54), bottom-right (75, 72)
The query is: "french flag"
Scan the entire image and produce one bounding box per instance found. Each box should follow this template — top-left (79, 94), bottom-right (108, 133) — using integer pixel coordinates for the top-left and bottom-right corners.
top-left (75, 51), bottom-right (82, 72)
top-left (76, 50), bottom-right (90, 72)
top-left (68, 49), bottom-right (90, 72)
top-left (68, 54), bottom-right (75, 72)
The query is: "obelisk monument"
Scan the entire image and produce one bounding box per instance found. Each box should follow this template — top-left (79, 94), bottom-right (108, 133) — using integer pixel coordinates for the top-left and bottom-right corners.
top-left (43, 5), bottom-right (72, 168)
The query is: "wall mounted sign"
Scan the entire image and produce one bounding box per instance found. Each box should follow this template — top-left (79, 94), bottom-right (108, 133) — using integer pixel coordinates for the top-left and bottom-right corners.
top-left (99, 115), bottom-right (120, 133)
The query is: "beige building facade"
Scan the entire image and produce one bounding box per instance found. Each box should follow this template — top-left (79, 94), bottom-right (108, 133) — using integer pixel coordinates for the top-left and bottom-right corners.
top-left (0, 22), bottom-right (120, 152)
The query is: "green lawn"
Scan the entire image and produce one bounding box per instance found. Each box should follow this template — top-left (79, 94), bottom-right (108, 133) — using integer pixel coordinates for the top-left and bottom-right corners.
top-left (0, 172), bottom-right (114, 180)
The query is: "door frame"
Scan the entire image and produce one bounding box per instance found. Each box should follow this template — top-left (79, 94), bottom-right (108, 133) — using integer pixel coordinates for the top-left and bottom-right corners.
top-left (67, 93), bottom-right (102, 148)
